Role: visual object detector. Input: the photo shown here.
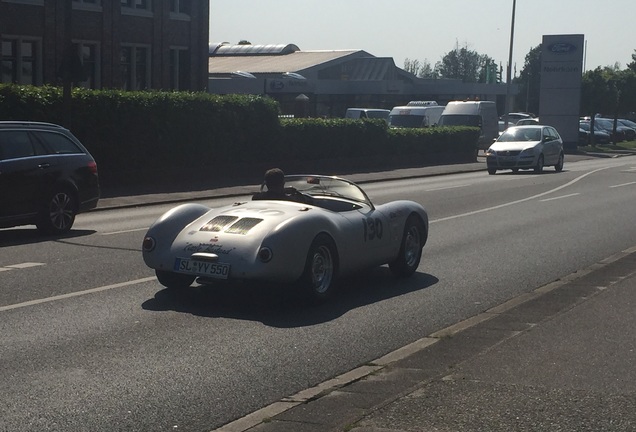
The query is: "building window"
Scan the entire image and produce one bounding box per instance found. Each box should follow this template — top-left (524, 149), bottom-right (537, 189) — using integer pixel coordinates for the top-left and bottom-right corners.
top-left (120, 45), bottom-right (150, 90)
top-left (72, 0), bottom-right (102, 10)
top-left (1, 38), bottom-right (40, 85)
top-left (73, 42), bottom-right (100, 89)
top-left (121, 0), bottom-right (150, 10)
top-left (170, 0), bottom-right (190, 14)
top-left (2, 0), bottom-right (44, 5)
top-left (170, 48), bottom-right (190, 90)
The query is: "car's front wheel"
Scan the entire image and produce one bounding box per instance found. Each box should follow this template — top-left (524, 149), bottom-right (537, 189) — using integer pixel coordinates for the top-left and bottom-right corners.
top-left (488, 167), bottom-right (497, 175)
top-left (534, 155), bottom-right (544, 174)
top-left (555, 153), bottom-right (564, 172)
top-left (298, 234), bottom-right (338, 302)
top-left (389, 215), bottom-right (425, 277)
top-left (36, 189), bottom-right (77, 234)
top-left (156, 270), bottom-right (195, 289)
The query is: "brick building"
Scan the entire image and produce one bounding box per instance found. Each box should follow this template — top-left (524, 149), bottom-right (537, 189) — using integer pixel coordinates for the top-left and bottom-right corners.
top-left (0, 0), bottom-right (209, 91)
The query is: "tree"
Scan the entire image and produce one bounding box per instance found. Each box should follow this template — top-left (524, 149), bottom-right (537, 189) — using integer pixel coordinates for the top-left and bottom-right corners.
top-left (627, 50), bottom-right (636, 73)
top-left (437, 43), bottom-right (494, 83)
top-left (513, 45), bottom-right (541, 114)
top-left (403, 58), bottom-right (438, 79)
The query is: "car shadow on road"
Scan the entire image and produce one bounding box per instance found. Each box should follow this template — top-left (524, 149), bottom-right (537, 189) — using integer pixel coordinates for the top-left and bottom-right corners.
top-left (141, 267), bottom-right (439, 328)
top-left (0, 228), bottom-right (96, 247)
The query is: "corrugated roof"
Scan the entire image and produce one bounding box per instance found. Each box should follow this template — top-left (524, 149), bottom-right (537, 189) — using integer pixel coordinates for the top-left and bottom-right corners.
top-left (208, 50), bottom-right (369, 74)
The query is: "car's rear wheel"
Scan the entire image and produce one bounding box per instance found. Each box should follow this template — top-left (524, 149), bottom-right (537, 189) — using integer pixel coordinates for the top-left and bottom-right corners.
top-left (534, 155), bottom-right (544, 174)
top-left (156, 270), bottom-right (195, 289)
top-left (555, 153), bottom-right (564, 172)
top-left (36, 189), bottom-right (77, 234)
top-left (487, 168), bottom-right (497, 175)
top-left (389, 215), bottom-right (425, 277)
top-left (299, 234), bottom-right (337, 302)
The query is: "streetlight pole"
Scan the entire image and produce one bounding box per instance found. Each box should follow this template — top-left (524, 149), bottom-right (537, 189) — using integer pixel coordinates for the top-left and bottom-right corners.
top-left (503, 0), bottom-right (516, 128)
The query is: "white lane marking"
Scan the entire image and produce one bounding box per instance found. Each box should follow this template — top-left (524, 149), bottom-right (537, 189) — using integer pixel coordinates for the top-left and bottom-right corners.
top-left (610, 181), bottom-right (636, 188)
top-left (4, 262), bottom-right (46, 269)
top-left (0, 276), bottom-right (156, 313)
top-left (425, 184), bottom-right (471, 192)
top-left (539, 193), bottom-right (580, 202)
top-left (431, 166), bottom-right (612, 223)
top-left (100, 227), bottom-right (148, 235)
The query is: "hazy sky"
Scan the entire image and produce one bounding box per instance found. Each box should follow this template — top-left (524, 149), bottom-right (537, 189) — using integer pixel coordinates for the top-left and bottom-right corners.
top-left (209, 0), bottom-right (636, 74)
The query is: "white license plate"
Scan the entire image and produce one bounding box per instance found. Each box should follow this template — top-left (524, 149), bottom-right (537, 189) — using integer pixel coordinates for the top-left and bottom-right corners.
top-left (174, 258), bottom-right (230, 279)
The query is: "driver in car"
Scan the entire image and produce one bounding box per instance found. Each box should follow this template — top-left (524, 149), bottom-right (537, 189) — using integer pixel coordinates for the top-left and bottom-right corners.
top-left (252, 168), bottom-right (312, 204)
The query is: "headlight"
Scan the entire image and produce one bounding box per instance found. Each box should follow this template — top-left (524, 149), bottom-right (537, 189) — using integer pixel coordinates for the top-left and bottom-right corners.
top-left (485, 148), bottom-right (496, 156)
top-left (519, 147), bottom-right (536, 156)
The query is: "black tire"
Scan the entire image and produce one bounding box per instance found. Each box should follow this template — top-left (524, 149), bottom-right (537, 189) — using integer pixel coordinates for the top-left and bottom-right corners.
top-left (298, 234), bottom-right (338, 302)
top-left (555, 153), bottom-right (564, 172)
top-left (156, 270), bottom-right (195, 289)
top-left (389, 215), bottom-right (425, 278)
top-left (487, 168), bottom-right (497, 175)
top-left (36, 189), bottom-right (77, 234)
top-left (534, 155), bottom-right (544, 174)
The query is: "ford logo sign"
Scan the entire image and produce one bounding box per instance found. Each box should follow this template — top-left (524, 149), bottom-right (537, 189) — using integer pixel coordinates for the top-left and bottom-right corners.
top-left (548, 42), bottom-right (577, 55)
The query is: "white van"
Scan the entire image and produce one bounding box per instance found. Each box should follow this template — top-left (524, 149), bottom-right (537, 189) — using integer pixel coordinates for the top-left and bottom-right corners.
top-left (388, 105), bottom-right (445, 128)
top-left (345, 108), bottom-right (390, 122)
top-left (438, 101), bottom-right (499, 149)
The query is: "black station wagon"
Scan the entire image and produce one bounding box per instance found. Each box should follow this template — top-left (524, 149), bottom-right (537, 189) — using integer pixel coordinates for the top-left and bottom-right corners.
top-left (0, 122), bottom-right (100, 234)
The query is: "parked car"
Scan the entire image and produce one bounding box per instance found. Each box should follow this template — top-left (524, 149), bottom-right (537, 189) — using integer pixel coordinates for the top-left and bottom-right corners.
top-left (579, 121), bottom-right (611, 145)
top-left (593, 118), bottom-right (629, 142)
top-left (438, 101), bottom-right (499, 149)
top-left (617, 119), bottom-right (636, 140)
top-left (485, 125), bottom-right (564, 174)
top-left (502, 112), bottom-right (535, 124)
top-left (142, 174), bottom-right (429, 302)
top-left (388, 105), bottom-right (444, 128)
top-left (0, 121), bottom-right (100, 233)
top-left (516, 117), bottom-right (540, 126)
top-left (345, 108), bottom-right (390, 122)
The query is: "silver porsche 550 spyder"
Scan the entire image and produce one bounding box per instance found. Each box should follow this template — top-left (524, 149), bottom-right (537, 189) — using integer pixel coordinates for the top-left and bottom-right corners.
top-left (142, 175), bottom-right (429, 301)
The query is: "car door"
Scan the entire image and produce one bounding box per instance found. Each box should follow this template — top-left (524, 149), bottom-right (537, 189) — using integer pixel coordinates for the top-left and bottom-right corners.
top-left (339, 204), bottom-right (394, 268)
top-left (540, 127), bottom-right (557, 165)
top-left (0, 130), bottom-right (48, 219)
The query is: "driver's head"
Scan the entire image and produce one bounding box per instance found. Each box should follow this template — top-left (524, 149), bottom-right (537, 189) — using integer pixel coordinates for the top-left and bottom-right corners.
top-left (264, 168), bottom-right (285, 192)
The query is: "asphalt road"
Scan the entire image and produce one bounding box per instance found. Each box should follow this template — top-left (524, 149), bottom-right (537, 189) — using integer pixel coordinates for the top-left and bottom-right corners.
top-left (1, 156), bottom-right (636, 431)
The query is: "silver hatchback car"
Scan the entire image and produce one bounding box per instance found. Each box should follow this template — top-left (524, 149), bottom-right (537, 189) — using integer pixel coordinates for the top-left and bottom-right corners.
top-left (485, 125), bottom-right (564, 175)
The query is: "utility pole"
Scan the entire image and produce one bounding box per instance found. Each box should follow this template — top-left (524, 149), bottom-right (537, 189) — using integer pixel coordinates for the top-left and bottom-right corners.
top-left (503, 0), bottom-right (516, 128)
top-left (62, 0), bottom-right (73, 127)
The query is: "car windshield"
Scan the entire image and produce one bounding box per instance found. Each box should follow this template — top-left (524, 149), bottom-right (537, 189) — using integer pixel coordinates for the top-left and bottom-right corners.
top-left (498, 127), bottom-right (542, 142)
top-left (438, 114), bottom-right (481, 127)
top-left (284, 175), bottom-right (372, 206)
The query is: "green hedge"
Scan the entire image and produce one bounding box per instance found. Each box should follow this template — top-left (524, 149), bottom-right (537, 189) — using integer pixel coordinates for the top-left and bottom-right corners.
top-left (0, 84), bottom-right (479, 187)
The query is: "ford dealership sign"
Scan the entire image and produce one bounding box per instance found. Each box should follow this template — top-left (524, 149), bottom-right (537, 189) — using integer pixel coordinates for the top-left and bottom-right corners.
top-left (548, 42), bottom-right (577, 55)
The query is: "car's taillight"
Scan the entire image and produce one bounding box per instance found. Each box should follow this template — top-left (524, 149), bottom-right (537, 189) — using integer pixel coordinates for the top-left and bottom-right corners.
top-left (142, 236), bottom-right (156, 252)
top-left (88, 161), bottom-right (98, 174)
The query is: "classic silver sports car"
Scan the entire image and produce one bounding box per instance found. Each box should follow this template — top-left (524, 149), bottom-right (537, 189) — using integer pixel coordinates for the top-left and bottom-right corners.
top-left (142, 175), bottom-right (429, 301)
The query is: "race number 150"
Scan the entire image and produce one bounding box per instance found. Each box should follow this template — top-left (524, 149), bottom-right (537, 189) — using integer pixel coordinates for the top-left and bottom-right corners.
top-left (362, 218), bottom-right (383, 241)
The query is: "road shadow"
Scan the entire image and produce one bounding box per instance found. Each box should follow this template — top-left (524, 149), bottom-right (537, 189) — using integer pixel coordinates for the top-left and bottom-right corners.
top-left (0, 228), bottom-right (96, 247)
top-left (141, 266), bottom-right (439, 328)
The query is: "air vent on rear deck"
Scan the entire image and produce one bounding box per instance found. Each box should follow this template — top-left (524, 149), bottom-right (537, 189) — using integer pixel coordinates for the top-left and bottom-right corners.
top-left (225, 217), bottom-right (263, 235)
top-left (200, 215), bottom-right (239, 232)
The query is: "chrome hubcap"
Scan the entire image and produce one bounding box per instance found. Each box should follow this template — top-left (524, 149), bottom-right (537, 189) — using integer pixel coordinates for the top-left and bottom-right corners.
top-left (311, 245), bottom-right (334, 294)
top-left (50, 193), bottom-right (74, 230)
top-left (404, 226), bottom-right (421, 268)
